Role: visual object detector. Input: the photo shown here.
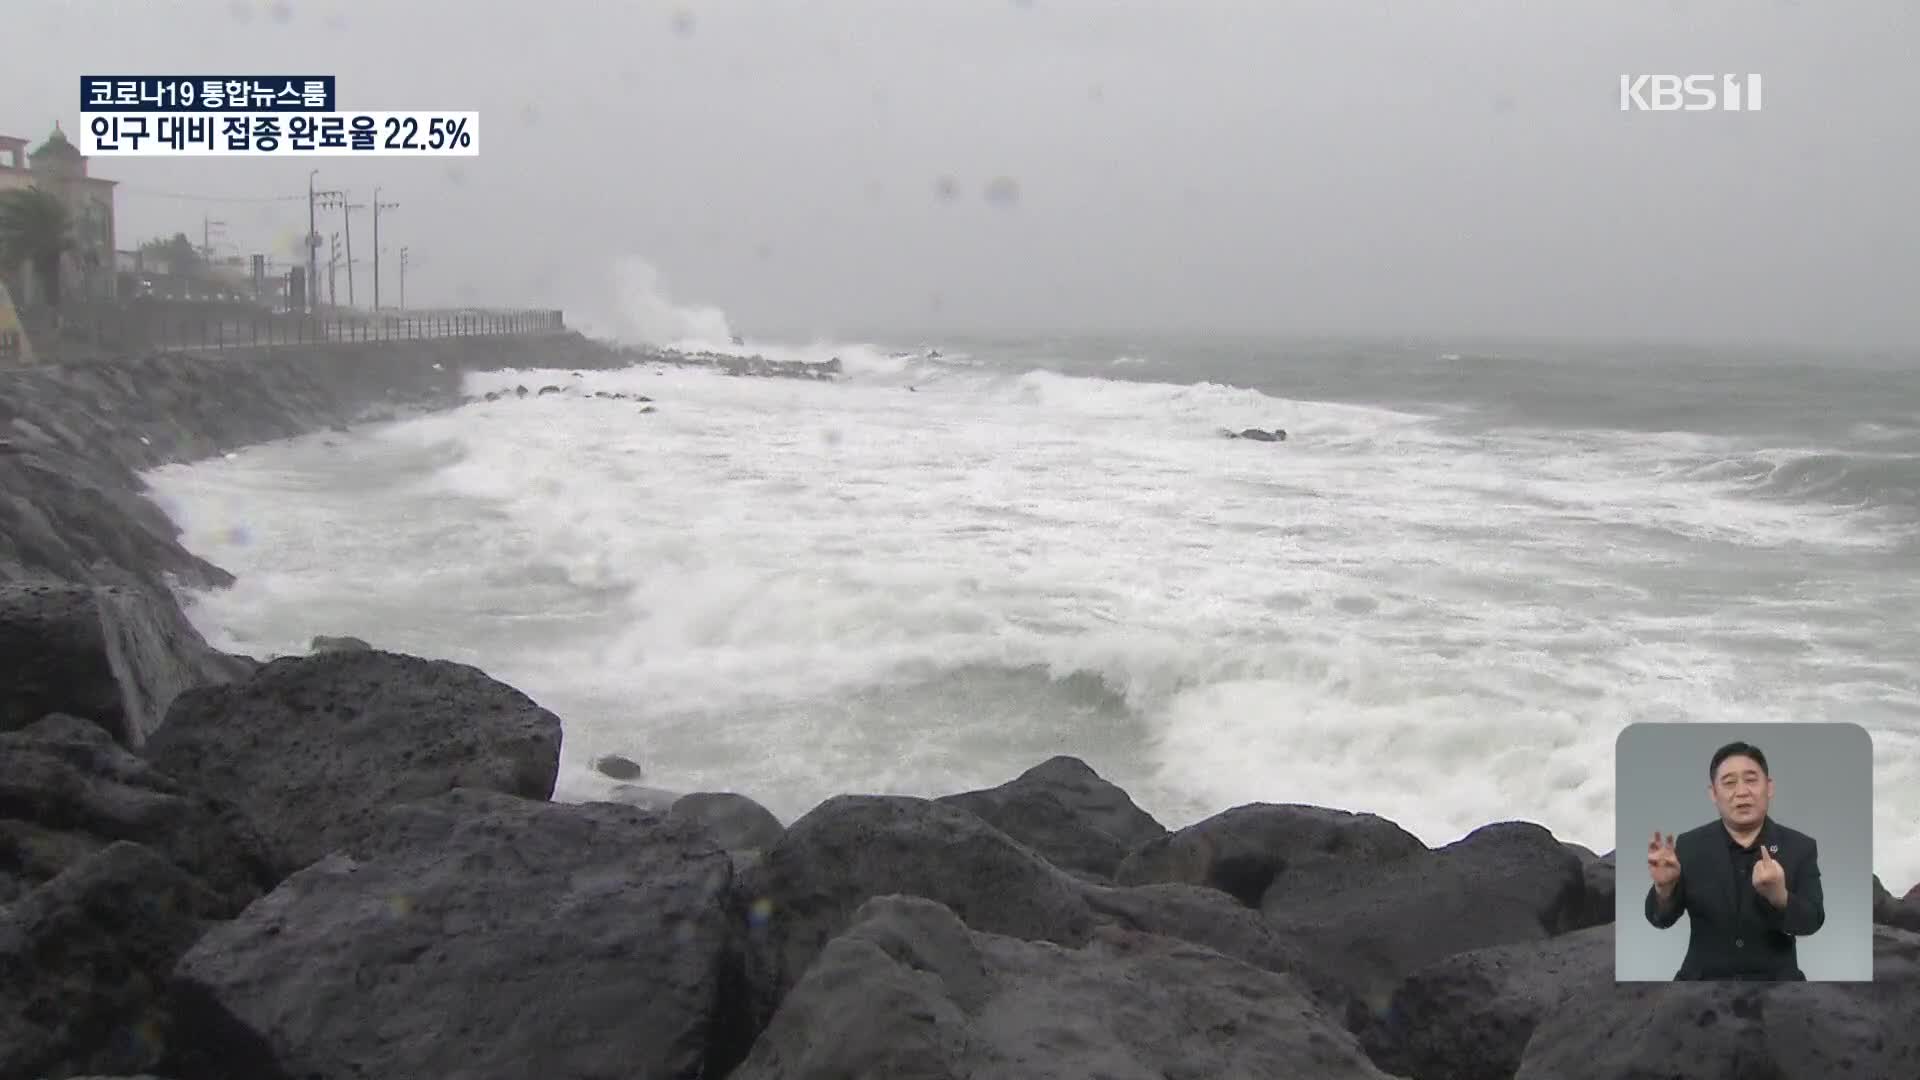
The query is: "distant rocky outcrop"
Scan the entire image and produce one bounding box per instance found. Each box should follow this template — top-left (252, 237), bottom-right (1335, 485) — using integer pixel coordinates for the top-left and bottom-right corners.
top-left (1222, 426), bottom-right (1289, 442)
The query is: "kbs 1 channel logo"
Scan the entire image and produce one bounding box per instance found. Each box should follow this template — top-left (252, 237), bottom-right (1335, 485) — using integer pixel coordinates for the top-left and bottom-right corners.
top-left (76, 76), bottom-right (479, 156)
top-left (1619, 73), bottom-right (1763, 112)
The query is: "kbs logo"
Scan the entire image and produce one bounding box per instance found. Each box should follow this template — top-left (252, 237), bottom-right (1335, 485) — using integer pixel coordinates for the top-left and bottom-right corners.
top-left (1619, 74), bottom-right (1763, 112)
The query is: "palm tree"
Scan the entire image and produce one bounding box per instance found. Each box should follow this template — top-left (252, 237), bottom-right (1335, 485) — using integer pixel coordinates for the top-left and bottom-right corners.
top-left (0, 186), bottom-right (75, 311)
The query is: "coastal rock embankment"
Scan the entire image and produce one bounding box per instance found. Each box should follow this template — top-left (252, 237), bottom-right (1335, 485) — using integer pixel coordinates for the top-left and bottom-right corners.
top-left (0, 334), bottom-right (629, 594)
top-left (2, 652), bottom-right (1916, 1079)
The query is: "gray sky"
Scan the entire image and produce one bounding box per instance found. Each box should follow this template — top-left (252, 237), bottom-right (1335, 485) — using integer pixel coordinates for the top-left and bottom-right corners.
top-left (5, 0), bottom-right (1917, 346)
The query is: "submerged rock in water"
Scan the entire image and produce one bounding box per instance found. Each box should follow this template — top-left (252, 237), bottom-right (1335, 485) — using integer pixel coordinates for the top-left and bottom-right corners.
top-left (592, 752), bottom-right (645, 780)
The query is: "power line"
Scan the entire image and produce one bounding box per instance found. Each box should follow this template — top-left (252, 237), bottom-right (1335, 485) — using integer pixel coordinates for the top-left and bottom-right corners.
top-left (115, 185), bottom-right (307, 203)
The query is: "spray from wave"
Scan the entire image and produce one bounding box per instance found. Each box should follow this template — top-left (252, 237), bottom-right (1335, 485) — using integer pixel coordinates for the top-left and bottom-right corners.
top-left (566, 253), bottom-right (960, 383)
top-left (570, 255), bottom-right (736, 348)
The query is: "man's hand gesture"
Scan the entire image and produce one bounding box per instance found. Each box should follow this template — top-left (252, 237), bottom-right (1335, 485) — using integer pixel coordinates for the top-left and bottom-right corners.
top-left (1752, 845), bottom-right (1788, 908)
top-left (1648, 831), bottom-right (1681, 896)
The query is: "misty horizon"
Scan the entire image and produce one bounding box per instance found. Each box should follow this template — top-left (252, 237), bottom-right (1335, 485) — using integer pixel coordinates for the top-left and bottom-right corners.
top-left (5, 0), bottom-right (1917, 349)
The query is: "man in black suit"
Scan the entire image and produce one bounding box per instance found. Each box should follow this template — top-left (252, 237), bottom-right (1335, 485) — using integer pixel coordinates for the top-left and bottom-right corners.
top-left (1644, 740), bottom-right (1825, 980)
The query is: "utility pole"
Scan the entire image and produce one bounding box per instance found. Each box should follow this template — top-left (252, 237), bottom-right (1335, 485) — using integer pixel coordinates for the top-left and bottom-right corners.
top-left (201, 216), bottom-right (226, 262)
top-left (305, 169), bottom-right (319, 314)
top-left (341, 197), bottom-right (363, 308)
top-left (372, 187), bottom-right (398, 310)
top-left (315, 188), bottom-right (359, 310)
top-left (327, 232), bottom-right (340, 307)
top-left (399, 246), bottom-right (408, 309)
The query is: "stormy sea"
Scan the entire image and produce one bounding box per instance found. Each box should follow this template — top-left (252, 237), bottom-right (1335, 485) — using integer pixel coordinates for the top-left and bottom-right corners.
top-left (141, 319), bottom-right (1920, 889)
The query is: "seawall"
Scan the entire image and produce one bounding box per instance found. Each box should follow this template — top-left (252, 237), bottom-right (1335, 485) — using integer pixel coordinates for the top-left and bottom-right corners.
top-left (0, 332), bottom-right (629, 592)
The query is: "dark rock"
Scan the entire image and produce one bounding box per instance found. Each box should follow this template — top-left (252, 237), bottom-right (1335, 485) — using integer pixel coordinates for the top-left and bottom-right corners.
top-left (144, 649), bottom-right (562, 871)
top-left (0, 713), bottom-right (280, 911)
top-left (1566, 844), bottom-right (1616, 927)
top-left (1078, 881), bottom-right (1356, 1018)
top-left (306, 634), bottom-right (370, 653)
top-left (606, 783), bottom-right (681, 811)
top-left (738, 794), bottom-right (1098, 1029)
top-left (1115, 802), bottom-right (1426, 908)
top-left (0, 841), bottom-right (226, 1080)
top-left (1514, 977), bottom-right (1920, 1079)
top-left (1262, 821), bottom-right (1588, 1009)
top-left (669, 791), bottom-right (785, 860)
top-left (513, 384), bottom-right (528, 397)
top-left (1874, 874), bottom-right (1920, 932)
top-left (1877, 925), bottom-right (1920, 982)
top-left (936, 755), bottom-right (1166, 880)
top-left (1240, 427), bottom-right (1279, 441)
top-left (166, 790), bottom-right (750, 1080)
top-left (0, 445), bottom-right (234, 593)
top-left (0, 579), bottom-right (251, 747)
top-left (590, 752), bottom-right (644, 780)
top-left (482, 390), bottom-right (501, 401)
top-left (536, 384), bottom-right (563, 396)
top-left (1360, 923), bottom-right (1614, 1080)
top-left (730, 895), bottom-right (1394, 1079)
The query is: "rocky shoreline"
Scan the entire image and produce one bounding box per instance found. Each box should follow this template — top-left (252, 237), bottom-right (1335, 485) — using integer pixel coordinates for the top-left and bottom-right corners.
top-left (3, 338), bottom-right (1918, 1078)
top-left (3, 651), bottom-right (1918, 1079)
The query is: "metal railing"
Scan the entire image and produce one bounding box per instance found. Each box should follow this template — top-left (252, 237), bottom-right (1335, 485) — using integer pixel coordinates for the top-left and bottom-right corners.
top-left (22, 303), bottom-right (565, 358)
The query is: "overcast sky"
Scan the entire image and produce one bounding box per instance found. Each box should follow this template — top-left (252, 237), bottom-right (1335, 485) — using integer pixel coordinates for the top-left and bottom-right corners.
top-left (4, 0), bottom-right (1916, 346)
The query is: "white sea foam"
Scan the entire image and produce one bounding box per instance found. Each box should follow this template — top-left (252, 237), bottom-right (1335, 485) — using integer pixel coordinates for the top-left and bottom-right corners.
top-left (146, 351), bottom-right (1920, 891)
top-left (138, 258), bottom-right (1920, 890)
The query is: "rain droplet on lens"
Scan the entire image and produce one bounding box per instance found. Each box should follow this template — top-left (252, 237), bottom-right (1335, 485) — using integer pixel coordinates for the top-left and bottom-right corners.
top-left (983, 176), bottom-right (1020, 207)
top-left (267, 1), bottom-right (292, 24)
top-left (671, 8), bottom-right (696, 36)
top-left (933, 175), bottom-right (959, 201)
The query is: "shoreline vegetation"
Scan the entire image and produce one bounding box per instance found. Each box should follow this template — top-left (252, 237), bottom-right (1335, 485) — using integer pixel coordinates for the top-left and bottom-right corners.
top-left (3, 335), bottom-right (1917, 1078)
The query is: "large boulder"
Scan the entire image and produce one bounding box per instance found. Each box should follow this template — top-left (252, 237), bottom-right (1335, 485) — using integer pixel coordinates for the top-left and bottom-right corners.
top-left (1116, 802), bottom-right (1428, 908)
top-left (143, 649), bottom-right (563, 870)
top-left (1262, 821), bottom-right (1589, 1009)
top-left (166, 790), bottom-right (752, 1080)
top-left (669, 791), bottom-right (785, 864)
top-left (1079, 881), bottom-right (1357, 1019)
top-left (730, 895), bottom-right (1395, 1079)
top-left (0, 841), bottom-right (227, 1080)
top-left (0, 578), bottom-right (251, 746)
top-left (1359, 923), bottom-right (1614, 1080)
top-left (738, 794), bottom-right (1098, 1027)
top-left (0, 713), bottom-right (280, 911)
top-left (1515, 976), bottom-right (1920, 1079)
top-left (936, 755), bottom-right (1167, 880)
